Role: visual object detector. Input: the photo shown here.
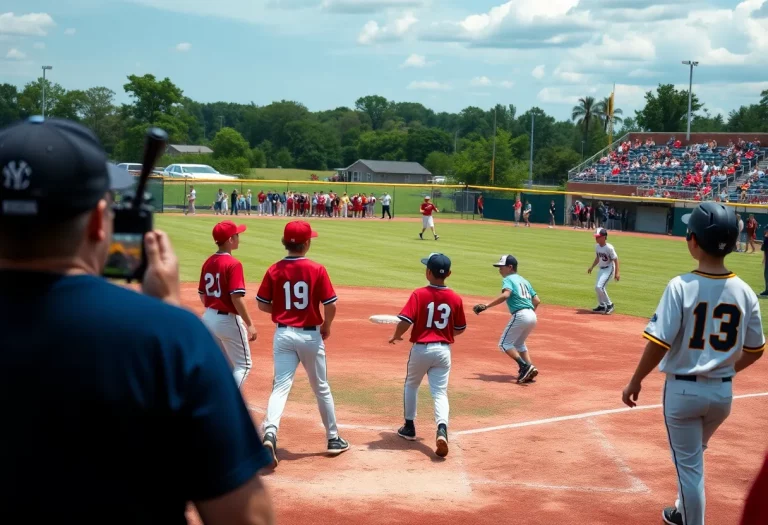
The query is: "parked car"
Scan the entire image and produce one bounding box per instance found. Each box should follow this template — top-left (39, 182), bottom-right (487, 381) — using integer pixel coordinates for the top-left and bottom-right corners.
top-left (428, 176), bottom-right (447, 184)
top-left (163, 164), bottom-right (238, 180)
top-left (116, 163), bottom-right (142, 174)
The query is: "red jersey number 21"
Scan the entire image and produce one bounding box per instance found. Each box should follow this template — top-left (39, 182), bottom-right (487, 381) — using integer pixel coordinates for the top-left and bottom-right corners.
top-left (426, 302), bottom-right (451, 329)
top-left (204, 272), bottom-right (222, 297)
top-left (283, 281), bottom-right (309, 310)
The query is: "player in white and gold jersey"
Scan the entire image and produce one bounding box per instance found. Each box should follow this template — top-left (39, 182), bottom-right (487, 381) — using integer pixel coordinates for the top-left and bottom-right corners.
top-left (621, 202), bottom-right (764, 525)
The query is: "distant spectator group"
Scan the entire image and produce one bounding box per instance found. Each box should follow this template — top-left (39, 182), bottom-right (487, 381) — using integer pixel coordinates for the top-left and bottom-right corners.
top-left (568, 200), bottom-right (626, 231)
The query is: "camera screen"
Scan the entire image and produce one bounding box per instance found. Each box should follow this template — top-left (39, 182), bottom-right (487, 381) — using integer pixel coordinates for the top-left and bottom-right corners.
top-left (104, 233), bottom-right (143, 278)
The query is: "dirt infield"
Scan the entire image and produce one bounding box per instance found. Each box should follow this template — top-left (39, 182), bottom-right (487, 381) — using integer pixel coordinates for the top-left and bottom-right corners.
top-left (180, 284), bottom-right (768, 525)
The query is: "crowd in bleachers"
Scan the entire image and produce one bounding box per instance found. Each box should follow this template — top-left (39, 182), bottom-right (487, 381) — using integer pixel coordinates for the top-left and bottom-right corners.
top-left (728, 167), bottom-right (768, 204)
top-left (572, 136), bottom-right (766, 201)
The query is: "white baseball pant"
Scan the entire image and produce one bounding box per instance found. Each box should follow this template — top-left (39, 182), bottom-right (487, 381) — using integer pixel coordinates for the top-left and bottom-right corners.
top-left (595, 265), bottom-right (614, 306)
top-left (403, 343), bottom-right (451, 427)
top-left (514, 209), bottom-right (521, 224)
top-left (663, 376), bottom-right (732, 525)
top-left (422, 216), bottom-right (434, 229)
top-left (262, 326), bottom-right (339, 439)
top-left (201, 308), bottom-right (252, 389)
top-left (498, 308), bottom-right (537, 352)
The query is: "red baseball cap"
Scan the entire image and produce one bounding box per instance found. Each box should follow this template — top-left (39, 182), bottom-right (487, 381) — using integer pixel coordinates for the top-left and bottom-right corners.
top-left (283, 220), bottom-right (318, 244)
top-left (213, 220), bottom-right (247, 244)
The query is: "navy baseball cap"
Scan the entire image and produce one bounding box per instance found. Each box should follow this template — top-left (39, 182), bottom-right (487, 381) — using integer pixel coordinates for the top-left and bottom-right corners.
top-left (493, 255), bottom-right (518, 268)
top-left (0, 116), bottom-right (134, 221)
top-left (421, 252), bottom-right (451, 276)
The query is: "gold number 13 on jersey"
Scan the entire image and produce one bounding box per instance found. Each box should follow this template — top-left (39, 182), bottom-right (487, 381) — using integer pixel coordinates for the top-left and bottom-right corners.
top-left (689, 302), bottom-right (742, 352)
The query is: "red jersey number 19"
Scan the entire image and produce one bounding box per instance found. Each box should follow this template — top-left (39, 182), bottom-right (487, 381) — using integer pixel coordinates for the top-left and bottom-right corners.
top-left (204, 272), bottom-right (222, 297)
top-left (283, 281), bottom-right (309, 310)
top-left (426, 302), bottom-right (451, 329)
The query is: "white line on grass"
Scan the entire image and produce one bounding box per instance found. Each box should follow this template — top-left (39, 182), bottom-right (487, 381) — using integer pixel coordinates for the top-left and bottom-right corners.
top-left (455, 392), bottom-right (768, 436)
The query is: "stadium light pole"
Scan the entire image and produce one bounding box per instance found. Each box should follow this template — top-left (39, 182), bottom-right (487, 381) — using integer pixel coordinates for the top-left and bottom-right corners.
top-left (41, 65), bottom-right (52, 117)
top-left (682, 60), bottom-right (698, 141)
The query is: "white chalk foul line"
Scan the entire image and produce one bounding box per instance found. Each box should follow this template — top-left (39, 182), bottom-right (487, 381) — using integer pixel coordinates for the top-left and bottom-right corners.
top-left (455, 391), bottom-right (768, 436)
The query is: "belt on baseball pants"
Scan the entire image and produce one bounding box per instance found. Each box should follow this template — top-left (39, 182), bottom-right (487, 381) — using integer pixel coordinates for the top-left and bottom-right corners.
top-left (277, 324), bottom-right (317, 331)
top-left (215, 310), bottom-right (231, 316)
top-left (675, 375), bottom-right (732, 383)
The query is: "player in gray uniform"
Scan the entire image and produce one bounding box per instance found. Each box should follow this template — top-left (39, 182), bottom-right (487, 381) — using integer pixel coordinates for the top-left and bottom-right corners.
top-left (621, 202), bottom-right (765, 525)
top-left (588, 228), bottom-right (620, 314)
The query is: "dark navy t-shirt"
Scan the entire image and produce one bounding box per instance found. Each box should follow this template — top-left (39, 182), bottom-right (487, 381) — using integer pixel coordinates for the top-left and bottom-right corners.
top-left (0, 271), bottom-right (272, 523)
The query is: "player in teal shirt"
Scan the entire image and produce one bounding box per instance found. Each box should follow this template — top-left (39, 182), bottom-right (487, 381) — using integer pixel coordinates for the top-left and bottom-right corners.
top-left (501, 273), bottom-right (536, 313)
top-left (472, 255), bottom-right (541, 384)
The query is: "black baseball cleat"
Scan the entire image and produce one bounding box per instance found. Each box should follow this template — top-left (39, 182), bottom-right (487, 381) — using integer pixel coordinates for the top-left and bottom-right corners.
top-left (517, 363), bottom-right (538, 384)
top-left (436, 424), bottom-right (449, 458)
top-left (397, 425), bottom-right (417, 441)
top-left (760, 291), bottom-right (768, 297)
top-left (434, 235), bottom-right (439, 240)
top-left (662, 506), bottom-right (683, 525)
top-left (592, 305), bottom-right (606, 313)
top-left (419, 232), bottom-right (424, 240)
top-left (327, 436), bottom-right (350, 455)
top-left (604, 303), bottom-right (615, 315)
top-left (263, 432), bottom-right (278, 469)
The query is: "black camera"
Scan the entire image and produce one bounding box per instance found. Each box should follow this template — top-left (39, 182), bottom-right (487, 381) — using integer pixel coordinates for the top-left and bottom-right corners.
top-left (102, 127), bottom-right (168, 283)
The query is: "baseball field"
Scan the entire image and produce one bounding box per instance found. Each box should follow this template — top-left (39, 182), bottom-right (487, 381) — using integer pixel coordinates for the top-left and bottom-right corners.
top-left (159, 214), bottom-right (768, 525)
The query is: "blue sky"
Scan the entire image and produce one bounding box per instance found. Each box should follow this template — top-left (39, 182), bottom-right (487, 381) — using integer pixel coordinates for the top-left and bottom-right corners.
top-left (2, 0), bottom-right (767, 123)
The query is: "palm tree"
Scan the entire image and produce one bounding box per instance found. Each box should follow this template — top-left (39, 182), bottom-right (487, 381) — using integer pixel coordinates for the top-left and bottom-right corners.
top-left (595, 96), bottom-right (623, 133)
top-left (572, 96), bottom-right (598, 151)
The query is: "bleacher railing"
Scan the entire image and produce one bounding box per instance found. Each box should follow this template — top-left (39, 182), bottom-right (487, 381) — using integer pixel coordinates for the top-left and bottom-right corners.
top-left (567, 133), bottom-right (630, 180)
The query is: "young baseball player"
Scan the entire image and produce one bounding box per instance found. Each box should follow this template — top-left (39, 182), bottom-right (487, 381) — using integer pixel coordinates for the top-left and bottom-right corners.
top-left (473, 255), bottom-right (540, 384)
top-left (514, 196), bottom-right (522, 226)
top-left (389, 253), bottom-right (466, 458)
top-left (621, 202), bottom-right (765, 525)
top-left (548, 200), bottom-right (555, 228)
top-left (256, 220), bottom-right (349, 468)
top-left (420, 196), bottom-right (439, 240)
top-left (588, 227), bottom-right (620, 314)
top-left (198, 220), bottom-right (257, 389)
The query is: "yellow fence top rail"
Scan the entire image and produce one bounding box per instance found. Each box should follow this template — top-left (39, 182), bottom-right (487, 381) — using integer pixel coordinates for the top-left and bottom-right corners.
top-left (159, 177), bottom-right (466, 189)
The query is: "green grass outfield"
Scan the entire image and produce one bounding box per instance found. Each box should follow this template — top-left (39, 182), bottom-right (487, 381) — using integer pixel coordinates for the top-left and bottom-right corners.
top-left (161, 180), bottom-right (460, 217)
top-left (157, 215), bottom-right (768, 325)
top-left (247, 168), bottom-right (335, 180)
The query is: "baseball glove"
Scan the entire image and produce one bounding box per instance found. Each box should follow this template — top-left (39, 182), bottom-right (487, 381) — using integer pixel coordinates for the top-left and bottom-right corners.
top-left (473, 304), bottom-right (487, 315)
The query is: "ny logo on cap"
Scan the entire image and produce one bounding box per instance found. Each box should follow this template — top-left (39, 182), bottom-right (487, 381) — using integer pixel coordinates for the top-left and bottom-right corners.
top-left (2, 160), bottom-right (32, 191)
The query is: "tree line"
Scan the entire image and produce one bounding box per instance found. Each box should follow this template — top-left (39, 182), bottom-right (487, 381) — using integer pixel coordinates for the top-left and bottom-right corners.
top-left (1, 75), bottom-right (766, 185)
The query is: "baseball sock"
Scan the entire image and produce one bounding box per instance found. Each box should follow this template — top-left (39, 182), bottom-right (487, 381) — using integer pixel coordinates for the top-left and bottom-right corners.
top-left (514, 357), bottom-right (526, 367)
top-left (404, 419), bottom-right (415, 429)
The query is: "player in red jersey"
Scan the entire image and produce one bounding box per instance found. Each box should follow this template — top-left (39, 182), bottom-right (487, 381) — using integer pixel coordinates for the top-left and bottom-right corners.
top-left (255, 220), bottom-right (349, 467)
top-left (419, 196), bottom-right (439, 240)
top-left (741, 453), bottom-right (768, 524)
top-left (389, 253), bottom-right (466, 458)
top-left (198, 220), bottom-right (257, 389)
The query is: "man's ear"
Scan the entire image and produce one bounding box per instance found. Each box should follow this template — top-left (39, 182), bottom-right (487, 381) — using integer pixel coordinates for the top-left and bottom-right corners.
top-left (86, 199), bottom-right (109, 242)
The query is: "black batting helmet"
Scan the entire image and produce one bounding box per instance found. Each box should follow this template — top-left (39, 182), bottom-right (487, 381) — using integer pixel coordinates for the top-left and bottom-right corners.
top-left (682, 202), bottom-right (738, 256)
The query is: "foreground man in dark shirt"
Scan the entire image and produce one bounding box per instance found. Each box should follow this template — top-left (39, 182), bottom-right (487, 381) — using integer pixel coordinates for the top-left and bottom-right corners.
top-left (0, 117), bottom-right (274, 525)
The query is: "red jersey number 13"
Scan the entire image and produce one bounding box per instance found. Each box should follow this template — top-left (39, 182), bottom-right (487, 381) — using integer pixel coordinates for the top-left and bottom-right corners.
top-left (426, 302), bottom-right (451, 329)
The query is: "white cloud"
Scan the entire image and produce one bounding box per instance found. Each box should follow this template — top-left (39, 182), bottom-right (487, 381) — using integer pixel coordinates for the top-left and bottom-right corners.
top-left (531, 65), bottom-right (545, 79)
top-left (628, 68), bottom-right (660, 78)
top-left (499, 80), bottom-right (514, 88)
top-left (33, 41), bottom-right (45, 49)
top-left (471, 75), bottom-right (492, 87)
top-left (63, 27), bottom-right (76, 36)
top-left (407, 80), bottom-right (451, 90)
top-left (175, 42), bottom-right (192, 52)
top-left (536, 87), bottom-right (581, 105)
top-left (401, 53), bottom-right (426, 67)
top-left (321, 0), bottom-right (427, 13)
top-left (0, 12), bottom-right (56, 36)
top-left (5, 48), bottom-right (26, 60)
top-left (358, 11), bottom-right (417, 44)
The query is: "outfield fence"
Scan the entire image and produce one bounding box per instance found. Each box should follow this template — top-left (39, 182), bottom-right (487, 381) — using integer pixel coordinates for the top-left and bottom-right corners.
top-left (139, 177), bottom-right (768, 237)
